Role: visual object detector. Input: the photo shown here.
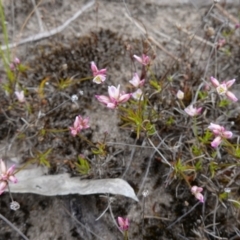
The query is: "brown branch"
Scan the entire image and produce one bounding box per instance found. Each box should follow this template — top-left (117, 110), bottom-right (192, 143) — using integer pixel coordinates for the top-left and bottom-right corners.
top-left (215, 3), bottom-right (239, 25)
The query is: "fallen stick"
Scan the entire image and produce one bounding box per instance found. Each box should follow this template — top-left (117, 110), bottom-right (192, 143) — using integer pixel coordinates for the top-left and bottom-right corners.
top-left (124, 13), bottom-right (180, 62)
top-left (0, 0), bottom-right (95, 50)
top-left (176, 23), bottom-right (216, 48)
top-left (215, 2), bottom-right (239, 25)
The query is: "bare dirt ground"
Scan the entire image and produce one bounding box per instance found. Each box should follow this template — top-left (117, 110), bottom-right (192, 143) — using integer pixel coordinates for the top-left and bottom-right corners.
top-left (0, 0), bottom-right (240, 239)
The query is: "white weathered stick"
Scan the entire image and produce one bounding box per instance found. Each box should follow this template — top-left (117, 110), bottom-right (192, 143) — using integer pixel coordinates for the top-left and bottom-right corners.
top-left (31, 0), bottom-right (44, 32)
top-left (1, 0), bottom-right (95, 50)
top-left (7, 165), bottom-right (138, 201)
top-left (8, 173), bottom-right (138, 201)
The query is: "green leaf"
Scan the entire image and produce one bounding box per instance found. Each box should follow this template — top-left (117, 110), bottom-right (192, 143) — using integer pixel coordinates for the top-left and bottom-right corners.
top-left (195, 160), bottom-right (202, 171)
top-left (149, 79), bottom-right (161, 91)
top-left (191, 145), bottom-right (202, 156)
top-left (199, 130), bottom-right (212, 144)
top-left (219, 99), bottom-right (229, 107)
top-left (76, 155), bottom-right (90, 175)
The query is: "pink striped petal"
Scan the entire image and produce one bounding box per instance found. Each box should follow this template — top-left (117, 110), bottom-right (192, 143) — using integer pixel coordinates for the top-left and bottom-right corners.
top-left (210, 77), bottom-right (220, 87)
top-left (0, 159), bottom-right (6, 173)
top-left (225, 79), bottom-right (236, 88)
top-left (9, 175), bottom-right (18, 184)
top-left (0, 181), bottom-right (7, 195)
top-left (226, 91), bottom-right (238, 102)
top-left (211, 136), bottom-right (222, 148)
top-left (108, 85), bottom-right (120, 100)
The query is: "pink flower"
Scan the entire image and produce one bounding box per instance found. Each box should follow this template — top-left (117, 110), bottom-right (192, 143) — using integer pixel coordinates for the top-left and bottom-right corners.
top-left (15, 90), bottom-right (25, 103)
top-left (132, 89), bottom-right (143, 101)
top-left (69, 115), bottom-right (90, 137)
top-left (216, 39), bottom-right (226, 49)
top-left (235, 23), bottom-right (240, 29)
top-left (117, 217), bottom-right (129, 231)
top-left (210, 77), bottom-right (238, 102)
top-left (14, 57), bottom-right (20, 65)
top-left (129, 73), bottom-right (145, 87)
top-left (9, 57), bottom-right (21, 70)
top-left (0, 159), bottom-right (18, 195)
top-left (133, 54), bottom-right (150, 66)
top-left (191, 186), bottom-right (204, 203)
top-left (95, 85), bottom-right (131, 109)
top-left (9, 63), bottom-right (15, 70)
top-left (184, 105), bottom-right (202, 117)
top-left (91, 61), bottom-right (107, 84)
top-left (208, 123), bottom-right (232, 148)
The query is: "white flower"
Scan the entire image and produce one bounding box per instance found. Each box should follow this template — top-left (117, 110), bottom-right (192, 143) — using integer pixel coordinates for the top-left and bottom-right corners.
top-left (176, 90), bottom-right (184, 100)
top-left (132, 89), bottom-right (143, 101)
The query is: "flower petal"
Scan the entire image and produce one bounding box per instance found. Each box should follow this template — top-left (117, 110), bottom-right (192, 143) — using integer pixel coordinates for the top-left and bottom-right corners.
top-left (81, 118), bottom-right (90, 129)
top-left (133, 55), bottom-right (143, 64)
top-left (226, 91), bottom-right (238, 102)
top-left (91, 61), bottom-right (99, 76)
top-left (0, 181), bottom-right (7, 195)
top-left (118, 93), bottom-right (132, 103)
top-left (6, 165), bottom-right (15, 176)
top-left (106, 102), bottom-right (117, 109)
top-left (132, 89), bottom-right (143, 101)
top-left (117, 217), bottom-right (129, 231)
top-left (184, 105), bottom-right (201, 116)
top-left (95, 95), bottom-right (111, 105)
top-left (195, 192), bottom-right (204, 203)
top-left (0, 159), bottom-right (6, 174)
top-left (69, 127), bottom-right (79, 137)
top-left (108, 85), bottom-right (120, 101)
top-left (129, 73), bottom-right (140, 87)
top-left (210, 76), bottom-right (220, 87)
top-left (225, 79), bottom-right (235, 88)
top-left (97, 69), bottom-right (107, 75)
top-left (211, 136), bottom-right (222, 148)
top-left (196, 107), bottom-right (202, 115)
top-left (222, 130), bottom-right (233, 139)
top-left (176, 90), bottom-right (184, 100)
top-left (9, 175), bottom-right (18, 184)
top-left (208, 123), bottom-right (222, 132)
top-left (15, 91), bottom-right (25, 103)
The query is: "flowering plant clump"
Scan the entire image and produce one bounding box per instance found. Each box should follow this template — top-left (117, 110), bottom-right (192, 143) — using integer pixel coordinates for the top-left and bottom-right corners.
top-left (129, 73), bottom-right (145, 88)
top-left (15, 90), bottom-right (25, 103)
top-left (69, 115), bottom-right (90, 137)
top-left (133, 54), bottom-right (150, 66)
top-left (9, 57), bottom-right (21, 70)
top-left (191, 186), bottom-right (204, 203)
top-left (0, 159), bottom-right (18, 195)
top-left (132, 88), bottom-right (143, 101)
top-left (184, 105), bottom-right (202, 117)
top-left (210, 77), bottom-right (238, 102)
top-left (208, 123), bottom-right (233, 148)
top-left (1, 3), bottom-right (240, 237)
top-left (91, 61), bottom-right (107, 84)
top-left (95, 85), bottom-right (131, 109)
top-left (117, 217), bottom-right (129, 231)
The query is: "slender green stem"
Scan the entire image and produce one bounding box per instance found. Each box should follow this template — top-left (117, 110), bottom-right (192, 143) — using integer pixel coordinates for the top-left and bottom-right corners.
top-left (192, 117), bottom-right (200, 147)
top-left (0, 0), bottom-right (10, 61)
top-left (124, 230), bottom-right (128, 240)
top-left (78, 134), bottom-right (95, 147)
top-left (0, 0), bottom-right (15, 85)
top-left (192, 117), bottom-right (197, 138)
